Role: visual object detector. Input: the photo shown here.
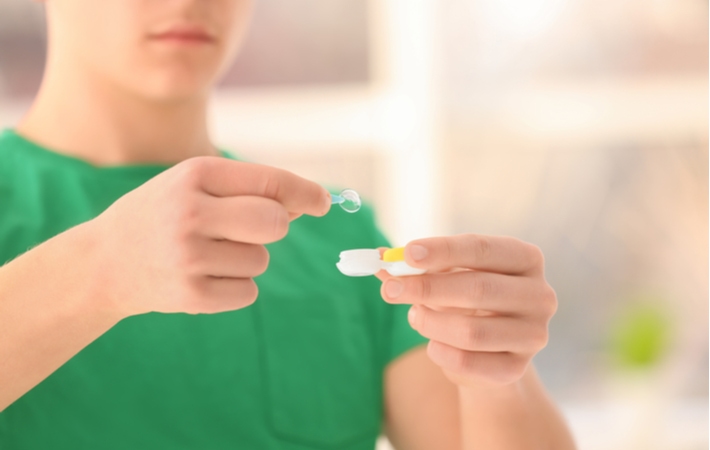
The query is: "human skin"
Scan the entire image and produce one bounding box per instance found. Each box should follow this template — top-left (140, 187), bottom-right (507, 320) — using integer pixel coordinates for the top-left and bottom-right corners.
top-left (0, 158), bottom-right (331, 409)
top-left (1, 0), bottom-right (576, 448)
top-left (378, 238), bottom-right (577, 449)
top-left (21, 0), bottom-right (254, 165)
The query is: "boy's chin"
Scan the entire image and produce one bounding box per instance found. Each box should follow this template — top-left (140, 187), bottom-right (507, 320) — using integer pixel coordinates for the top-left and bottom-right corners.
top-left (130, 74), bottom-right (215, 104)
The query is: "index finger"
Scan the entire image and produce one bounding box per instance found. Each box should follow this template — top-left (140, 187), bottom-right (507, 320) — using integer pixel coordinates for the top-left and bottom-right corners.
top-left (403, 234), bottom-right (545, 276)
top-left (184, 157), bottom-right (331, 217)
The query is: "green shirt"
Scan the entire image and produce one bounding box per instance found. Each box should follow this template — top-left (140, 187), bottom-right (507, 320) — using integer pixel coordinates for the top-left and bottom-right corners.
top-left (0, 130), bottom-right (426, 450)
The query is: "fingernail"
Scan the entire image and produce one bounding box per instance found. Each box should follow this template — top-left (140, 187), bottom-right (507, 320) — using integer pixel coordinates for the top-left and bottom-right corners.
top-left (409, 245), bottom-right (428, 261)
top-left (408, 305), bottom-right (417, 325)
top-left (385, 279), bottom-right (404, 299)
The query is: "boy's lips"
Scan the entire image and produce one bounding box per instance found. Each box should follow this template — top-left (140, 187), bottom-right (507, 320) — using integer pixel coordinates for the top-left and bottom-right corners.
top-left (148, 25), bottom-right (216, 44)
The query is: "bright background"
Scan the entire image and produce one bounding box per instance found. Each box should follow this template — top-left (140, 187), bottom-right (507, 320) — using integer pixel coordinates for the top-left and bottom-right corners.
top-left (0, 1), bottom-right (707, 449)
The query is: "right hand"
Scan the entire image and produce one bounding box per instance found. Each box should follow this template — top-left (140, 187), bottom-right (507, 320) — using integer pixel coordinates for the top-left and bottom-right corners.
top-left (88, 156), bottom-right (331, 318)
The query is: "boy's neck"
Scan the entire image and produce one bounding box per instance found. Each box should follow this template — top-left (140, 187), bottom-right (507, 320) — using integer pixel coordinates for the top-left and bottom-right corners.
top-left (17, 59), bottom-right (218, 166)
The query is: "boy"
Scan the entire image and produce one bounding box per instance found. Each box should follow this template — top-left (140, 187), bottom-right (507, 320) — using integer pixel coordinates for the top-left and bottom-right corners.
top-left (0, 1), bottom-right (576, 448)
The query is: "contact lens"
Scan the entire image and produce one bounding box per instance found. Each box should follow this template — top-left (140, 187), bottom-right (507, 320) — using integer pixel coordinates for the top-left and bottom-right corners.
top-left (330, 189), bottom-right (361, 213)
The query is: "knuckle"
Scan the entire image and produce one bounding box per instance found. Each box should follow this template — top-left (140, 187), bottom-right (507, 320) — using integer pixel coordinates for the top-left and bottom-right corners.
top-left (540, 284), bottom-right (558, 316)
top-left (257, 200), bottom-right (289, 242)
top-left (468, 274), bottom-right (492, 302)
top-left (175, 157), bottom-right (209, 186)
top-left (259, 173), bottom-right (282, 200)
top-left (172, 198), bottom-right (203, 239)
top-left (176, 245), bottom-right (204, 276)
top-left (417, 277), bottom-right (434, 303)
top-left (461, 354), bottom-right (483, 380)
top-left (473, 235), bottom-right (492, 260)
top-left (464, 321), bottom-right (486, 350)
top-left (442, 236), bottom-right (455, 261)
top-left (449, 348), bottom-right (472, 374)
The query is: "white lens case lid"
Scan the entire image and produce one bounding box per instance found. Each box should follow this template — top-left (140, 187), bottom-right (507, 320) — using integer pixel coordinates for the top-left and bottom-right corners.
top-left (336, 249), bottom-right (382, 277)
top-left (336, 249), bottom-right (427, 277)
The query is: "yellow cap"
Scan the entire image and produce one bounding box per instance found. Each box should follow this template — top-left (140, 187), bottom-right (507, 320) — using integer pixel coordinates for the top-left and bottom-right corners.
top-left (382, 247), bottom-right (406, 262)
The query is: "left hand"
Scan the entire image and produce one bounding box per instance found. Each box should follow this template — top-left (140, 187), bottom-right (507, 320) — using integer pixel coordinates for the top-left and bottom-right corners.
top-left (376, 234), bottom-right (557, 389)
